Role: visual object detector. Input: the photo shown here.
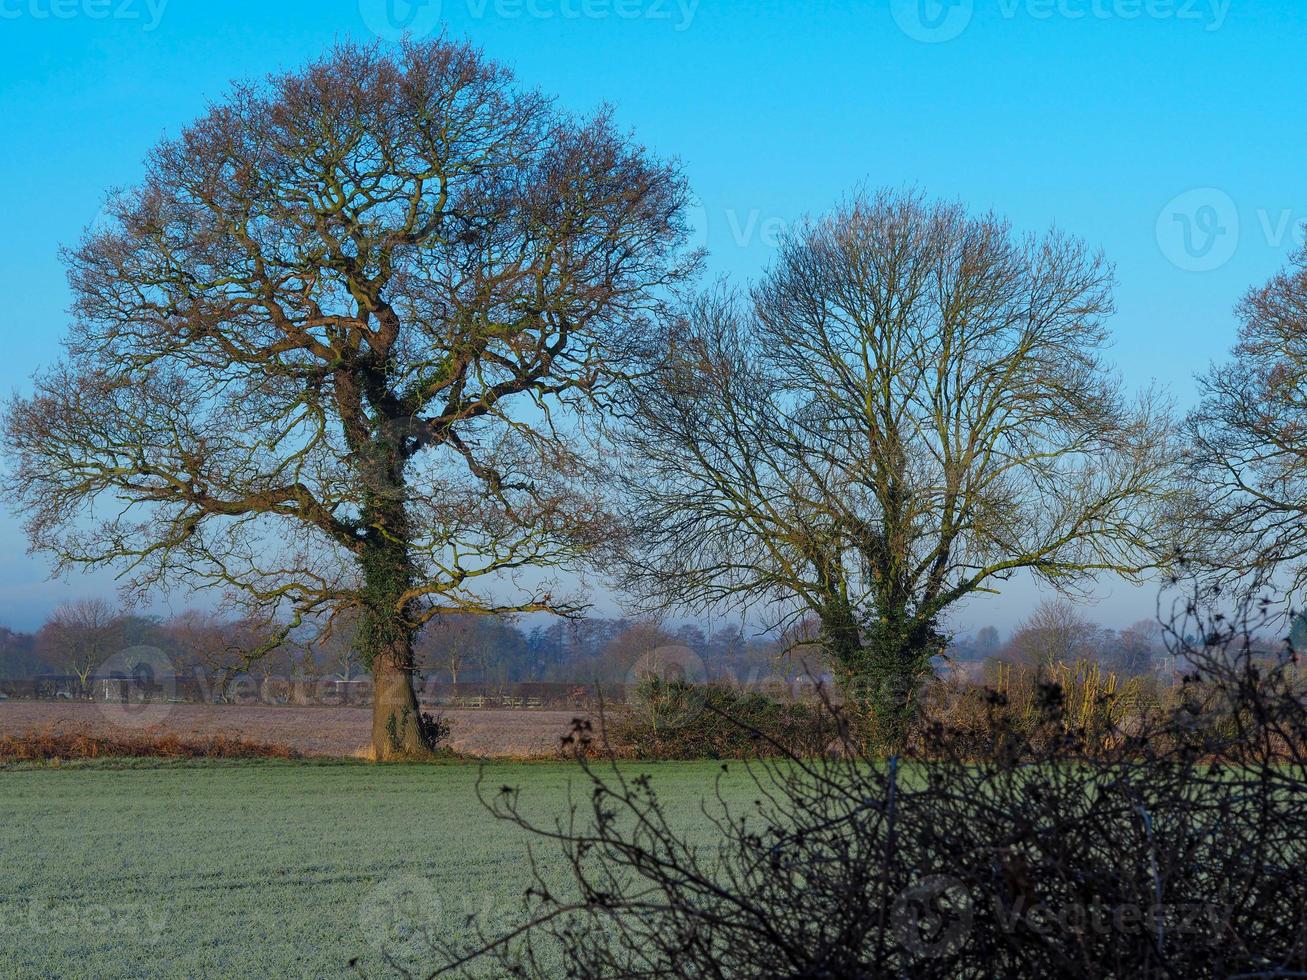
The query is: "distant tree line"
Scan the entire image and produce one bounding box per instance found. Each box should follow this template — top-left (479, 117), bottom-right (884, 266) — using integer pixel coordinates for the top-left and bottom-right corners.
top-left (2, 593), bottom-right (1202, 695)
top-left (0, 601), bottom-right (793, 690)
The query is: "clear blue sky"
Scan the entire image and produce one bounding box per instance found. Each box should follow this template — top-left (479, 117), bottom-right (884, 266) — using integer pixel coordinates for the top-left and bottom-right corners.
top-left (0, 0), bottom-right (1303, 634)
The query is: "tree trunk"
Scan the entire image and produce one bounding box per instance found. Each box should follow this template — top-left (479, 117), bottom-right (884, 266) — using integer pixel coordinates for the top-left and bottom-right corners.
top-left (292, 669), bottom-right (312, 706)
top-left (357, 430), bottom-right (430, 760)
top-left (371, 642), bottom-right (427, 760)
top-left (850, 659), bottom-right (917, 752)
top-left (829, 610), bottom-right (942, 754)
top-left (359, 527), bottom-right (430, 759)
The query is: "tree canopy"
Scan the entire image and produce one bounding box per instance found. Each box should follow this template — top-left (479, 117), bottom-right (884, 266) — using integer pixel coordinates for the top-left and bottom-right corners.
top-left (614, 190), bottom-right (1177, 739)
top-left (1186, 245), bottom-right (1307, 599)
top-left (2, 37), bottom-right (695, 756)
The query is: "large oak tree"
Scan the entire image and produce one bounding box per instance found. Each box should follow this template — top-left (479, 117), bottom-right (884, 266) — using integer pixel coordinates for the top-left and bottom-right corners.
top-left (616, 190), bottom-right (1176, 743)
top-left (2, 38), bottom-right (693, 757)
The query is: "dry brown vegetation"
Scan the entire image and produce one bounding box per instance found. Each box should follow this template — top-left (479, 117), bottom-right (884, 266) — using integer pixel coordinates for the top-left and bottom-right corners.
top-left (0, 729), bottom-right (298, 762)
top-left (0, 701), bottom-right (586, 759)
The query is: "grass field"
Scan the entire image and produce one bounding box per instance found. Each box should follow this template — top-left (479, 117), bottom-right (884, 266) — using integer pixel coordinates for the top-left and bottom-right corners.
top-left (0, 758), bottom-right (743, 978)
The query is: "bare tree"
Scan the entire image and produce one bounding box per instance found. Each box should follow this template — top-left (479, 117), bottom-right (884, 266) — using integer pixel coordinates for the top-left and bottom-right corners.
top-left (2, 39), bottom-right (693, 757)
top-left (974, 625), bottom-right (1001, 657)
top-left (37, 598), bottom-right (122, 695)
top-left (1114, 618), bottom-right (1162, 676)
top-left (417, 614), bottom-right (497, 687)
top-left (602, 621), bottom-right (678, 678)
top-left (1002, 598), bottom-right (1107, 669)
top-left (312, 609), bottom-right (364, 684)
top-left (0, 628), bottom-right (44, 680)
top-left (1186, 244), bottom-right (1307, 600)
top-left (161, 608), bottom-right (290, 702)
top-left (616, 190), bottom-right (1176, 743)
top-left (160, 608), bottom-right (230, 696)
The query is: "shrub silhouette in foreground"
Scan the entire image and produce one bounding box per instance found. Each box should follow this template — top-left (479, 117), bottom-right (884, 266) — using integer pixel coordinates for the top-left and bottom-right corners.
top-left (422, 591), bottom-right (1307, 979)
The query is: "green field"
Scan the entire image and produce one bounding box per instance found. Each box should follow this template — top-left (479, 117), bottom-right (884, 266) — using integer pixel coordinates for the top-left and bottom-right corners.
top-left (0, 758), bottom-right (742, 978)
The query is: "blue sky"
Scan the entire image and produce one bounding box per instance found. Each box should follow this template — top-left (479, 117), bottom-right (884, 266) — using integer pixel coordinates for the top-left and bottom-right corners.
top-left (0, 0), bottom-right (1303, 633)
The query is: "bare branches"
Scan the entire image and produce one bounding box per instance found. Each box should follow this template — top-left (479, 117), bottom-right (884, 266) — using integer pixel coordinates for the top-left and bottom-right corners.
top-left (1, 37), bottom-right (694, 757)
top-left (2, 35), bottom-right (694, 644)
top-left (614, 189), bottom-right (1178, 734)
top-left (1185, 244), bottom-right (1307, 601)
top-left (36, 598), bottom-right (123, 693)
top-left (426, 590), bottom-right (1307, 979)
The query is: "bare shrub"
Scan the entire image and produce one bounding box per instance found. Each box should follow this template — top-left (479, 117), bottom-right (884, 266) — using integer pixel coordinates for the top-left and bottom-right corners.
top-left (419, 589), bottom-right (1307, 979)
top-left (602, 679), bottom-right (834, 760)
top-left (918, 657), bottom-right (1159, 758)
